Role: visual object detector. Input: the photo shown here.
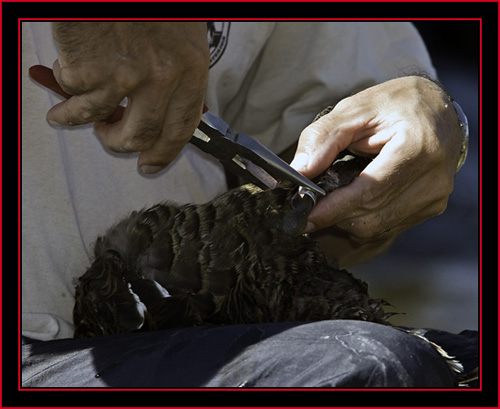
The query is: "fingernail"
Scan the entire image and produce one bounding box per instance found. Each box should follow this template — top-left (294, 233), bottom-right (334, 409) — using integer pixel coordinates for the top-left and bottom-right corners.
top-left (140, 165), bottom-right (162, 174)
top-left (47, 118), bottom-right (63, 127)
top-left (305, 221), bottom-right (316, 233)
top-left (290, 152), bottom-right (309, 172)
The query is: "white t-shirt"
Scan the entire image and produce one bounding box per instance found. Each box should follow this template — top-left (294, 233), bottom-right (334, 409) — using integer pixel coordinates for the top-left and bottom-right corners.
top-left (21, 21), bottom-right (435, 340)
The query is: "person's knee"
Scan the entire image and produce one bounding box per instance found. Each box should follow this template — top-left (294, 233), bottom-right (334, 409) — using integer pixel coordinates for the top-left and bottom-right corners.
top-left (297, 320), bottom-right (457, 387)
top-left (227, 320), bottom-right (457, 387)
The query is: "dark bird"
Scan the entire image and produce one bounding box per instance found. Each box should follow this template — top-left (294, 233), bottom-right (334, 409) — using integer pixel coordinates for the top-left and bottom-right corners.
top-left (71, 109), bottom-right (475, 387)
top-left (72, 147), bottom-right (394, 338)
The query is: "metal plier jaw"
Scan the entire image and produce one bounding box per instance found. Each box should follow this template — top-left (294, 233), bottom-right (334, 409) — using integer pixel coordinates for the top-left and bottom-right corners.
top-left (192, 111), bottom-right (326, 197)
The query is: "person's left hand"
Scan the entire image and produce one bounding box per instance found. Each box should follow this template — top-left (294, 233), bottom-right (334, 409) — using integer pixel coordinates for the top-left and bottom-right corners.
top-left (291, 76), bottom-right (465, 266)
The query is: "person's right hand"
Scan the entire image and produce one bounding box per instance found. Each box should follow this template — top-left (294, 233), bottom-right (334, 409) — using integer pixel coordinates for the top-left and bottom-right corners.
top-left (47, 22), bottom-right (210, 174)
top-left (290, 76), bottom-right (464, 266)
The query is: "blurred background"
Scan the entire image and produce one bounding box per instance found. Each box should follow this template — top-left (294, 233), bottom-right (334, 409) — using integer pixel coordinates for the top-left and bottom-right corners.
top-left (352, 21), bottom-right (480, 333)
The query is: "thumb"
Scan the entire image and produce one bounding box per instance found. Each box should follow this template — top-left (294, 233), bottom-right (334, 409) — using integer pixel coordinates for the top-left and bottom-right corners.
top-left (306, 174), bottom-right (367, 232)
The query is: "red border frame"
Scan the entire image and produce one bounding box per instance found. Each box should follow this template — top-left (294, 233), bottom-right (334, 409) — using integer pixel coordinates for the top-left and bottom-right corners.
top-left (14, 7), bottom-right (487, 405)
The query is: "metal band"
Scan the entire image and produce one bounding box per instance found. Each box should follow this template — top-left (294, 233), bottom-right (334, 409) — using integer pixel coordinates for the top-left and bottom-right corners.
top-left (452, 101), bottom-right (469, 173)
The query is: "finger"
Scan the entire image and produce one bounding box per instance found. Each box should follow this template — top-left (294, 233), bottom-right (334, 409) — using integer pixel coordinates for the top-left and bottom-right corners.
top-left (93, 88), bottom-right (169, 154)
top-left (306, 173), bottom-right (379, 233)
top-left (30, 65), bottom-right (126, 125)
top-left (94, 59), bottom-right (205, 160)
top-left (306, 137), bottom-right (420, 232)
top-left (48, 60), bottom-right (126, 126)
top-left (337, 185), bottom-right (449, 244)
top-left (46, 89), bottom-right (124, 126)
top-left (334, 198), bottom-right (411, 243)
top-left (310, 226), bottom-right (398, 267)
top-left (290, 116), bottom-right (348, 180)
top-left (51, 59), bottom-right (91, 96)
top-left (137, 83), bottom-right (206, 173)
top-left (290, 103), bottom-right (376, 179)
top-left (315, 161), bottom-right (450, 243)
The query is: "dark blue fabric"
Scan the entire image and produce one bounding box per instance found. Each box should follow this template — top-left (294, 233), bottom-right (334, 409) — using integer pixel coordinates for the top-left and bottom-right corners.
top-left (21, 320), bottom-right (474, 388)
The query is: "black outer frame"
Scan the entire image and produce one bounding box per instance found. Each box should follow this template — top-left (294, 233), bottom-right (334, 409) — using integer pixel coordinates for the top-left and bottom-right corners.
top-left (8, 1), bottom-right (497, 408)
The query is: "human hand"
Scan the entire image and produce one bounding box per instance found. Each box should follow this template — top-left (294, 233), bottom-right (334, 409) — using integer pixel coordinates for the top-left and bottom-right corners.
top-left (291, 76), bottom-right (464, 266)
top-left (47, 22), bottom-right (210, 173)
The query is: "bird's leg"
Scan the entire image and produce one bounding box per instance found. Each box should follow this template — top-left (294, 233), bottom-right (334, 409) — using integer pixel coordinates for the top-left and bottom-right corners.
top-left (279, 151), bottom-right (371, 237)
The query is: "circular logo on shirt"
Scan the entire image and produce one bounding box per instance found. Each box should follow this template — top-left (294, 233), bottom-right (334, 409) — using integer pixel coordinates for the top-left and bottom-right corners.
top-left (207, 22), bottom-right (230, 68)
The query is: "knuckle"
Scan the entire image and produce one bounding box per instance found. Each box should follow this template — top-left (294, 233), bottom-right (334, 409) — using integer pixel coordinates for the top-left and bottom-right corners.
top-left (114, 65), bottom-right (142, 94)
top-left (57, 66), bottom-right (97, 96)
top-left (65, 96), bottom-right (117, 125)
top-left (161, 100), bottom-right (203, 143)
top-left (430, 197), bottom-right (449, 217)
top-left (122, 122), bottom-right (160, 152)
top-left (83, 97), bottom-right (117, 122)
top-left (57, 74), bottom-right (85, 96)
top-left (340, 215), bottom-right (382, 243)
top-left (97, 122), bottom-right (159, 154)
top-left (62, 103), bottom-right (84, 126)
top-left (423, 176), bottom-right (454, 217)
top-left (331, 96), bottom-right (352, 113)
top-left (179, 34), bottom-right (210, 69)
top-left (359, 183), bottom-right (386, 212)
